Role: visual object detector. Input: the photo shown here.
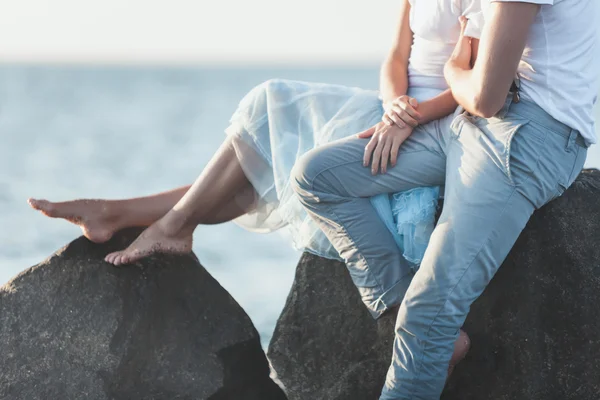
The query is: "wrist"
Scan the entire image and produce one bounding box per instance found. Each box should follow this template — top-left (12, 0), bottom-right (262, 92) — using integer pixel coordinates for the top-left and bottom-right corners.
top-left (382, 100), bottom-right (393, 114)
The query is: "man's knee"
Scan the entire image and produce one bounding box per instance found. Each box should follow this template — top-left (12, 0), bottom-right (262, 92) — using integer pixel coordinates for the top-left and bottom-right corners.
top-left (396, 289), bottom-right (464, 342)
top-left (290, 147), bottom-right (329, 200)
top-left (291, 137), bottom-right (365, 200)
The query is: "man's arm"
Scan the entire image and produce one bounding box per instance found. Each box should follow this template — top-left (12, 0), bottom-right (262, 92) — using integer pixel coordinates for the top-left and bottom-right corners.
top-left (444, 2), bottom-right (540, 118)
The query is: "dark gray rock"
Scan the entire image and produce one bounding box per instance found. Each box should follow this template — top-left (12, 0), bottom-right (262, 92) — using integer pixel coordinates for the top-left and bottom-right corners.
top-left (0, 228), bottom-right (287, 400)
top-left (268, 169), bottom-right (600, 400)
top-left (267, 253), bottom-right (395, 400)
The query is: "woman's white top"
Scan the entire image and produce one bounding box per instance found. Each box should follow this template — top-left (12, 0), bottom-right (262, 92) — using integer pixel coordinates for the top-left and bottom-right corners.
top-left (408, 0), bottom-right (484, 99)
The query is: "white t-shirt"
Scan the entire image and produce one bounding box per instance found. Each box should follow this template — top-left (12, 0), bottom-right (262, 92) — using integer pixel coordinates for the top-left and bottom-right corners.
top-left (489, 0), bottom-right (600, 145)
top-left (407, 0), bottom-right (484, 101)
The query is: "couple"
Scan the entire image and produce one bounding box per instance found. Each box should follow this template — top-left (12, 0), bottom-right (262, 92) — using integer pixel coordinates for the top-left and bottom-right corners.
top-left (29, 0), bottom-right (599, 398)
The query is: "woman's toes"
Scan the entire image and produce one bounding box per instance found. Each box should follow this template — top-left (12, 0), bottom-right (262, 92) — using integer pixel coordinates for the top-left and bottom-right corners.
top-left (28, 198), bottom-right (40, 208)
top-left (113, 254), bottom-right (124, 266)
top-left (28, 198), bottom-right (51, 213)
top-left (105, 252), bottom-right (118, 264)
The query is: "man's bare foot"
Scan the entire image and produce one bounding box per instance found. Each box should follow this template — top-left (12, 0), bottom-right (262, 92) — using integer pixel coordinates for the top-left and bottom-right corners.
top-left (104, 219), bottom-right (193, 266)
top-left (448, 329), bottom-right (471, 378)
top-left (28, 198), bottom-right (120, 243)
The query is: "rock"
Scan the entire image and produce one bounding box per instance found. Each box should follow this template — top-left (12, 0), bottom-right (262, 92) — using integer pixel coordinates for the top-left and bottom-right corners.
top-left (268, 169), bottom-right (600, 400)
top-left (0, 228), bottom-right (287, 400)
top-left (267, 253), bottom-right (395, 400)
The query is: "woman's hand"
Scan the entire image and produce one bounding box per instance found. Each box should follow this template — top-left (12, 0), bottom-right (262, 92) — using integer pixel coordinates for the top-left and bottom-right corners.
top-left (357, 122), bottom-right (413, 175)
top-left (383, 95), bottom-right (421, 128)
top-left (446, 16), bottom-right (472, 71)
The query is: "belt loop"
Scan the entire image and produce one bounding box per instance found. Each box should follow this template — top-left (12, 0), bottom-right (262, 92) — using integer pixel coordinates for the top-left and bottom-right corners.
top-left (566, 130), bottom-right (577, 152)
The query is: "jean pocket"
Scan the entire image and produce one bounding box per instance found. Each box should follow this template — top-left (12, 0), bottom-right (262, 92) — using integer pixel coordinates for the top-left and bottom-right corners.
top-left (503, 121), bottom-right (534, 187)
top-left (450, 114), bottom-right (470, 139)
top-left (480, 117), bottom-right (534, 187)
top-left (556, 145), bottom-right (587, 197)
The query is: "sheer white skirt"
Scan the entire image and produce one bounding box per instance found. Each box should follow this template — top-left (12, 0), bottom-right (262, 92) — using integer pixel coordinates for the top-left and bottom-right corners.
top-left (225, 79), bottom-right (441, 266)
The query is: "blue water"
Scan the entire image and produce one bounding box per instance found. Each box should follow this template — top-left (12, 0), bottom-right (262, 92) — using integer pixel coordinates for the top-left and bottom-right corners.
top-left (1, 65), bottom-right (599, 347)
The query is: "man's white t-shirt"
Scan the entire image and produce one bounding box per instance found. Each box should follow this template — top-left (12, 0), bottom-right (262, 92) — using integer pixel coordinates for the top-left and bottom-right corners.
top-left (488, 0), bottom-right (600, 146)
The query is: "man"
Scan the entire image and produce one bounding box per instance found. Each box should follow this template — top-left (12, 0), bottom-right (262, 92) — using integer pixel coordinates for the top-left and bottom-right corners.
top-left (291, 0), bottom-right (599, 398)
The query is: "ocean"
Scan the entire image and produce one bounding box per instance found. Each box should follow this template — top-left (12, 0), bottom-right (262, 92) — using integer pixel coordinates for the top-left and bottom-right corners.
top-left (1, 65), bottom-right (599, 348)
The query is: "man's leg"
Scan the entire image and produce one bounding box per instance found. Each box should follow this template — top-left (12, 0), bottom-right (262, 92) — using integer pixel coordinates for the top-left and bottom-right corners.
top-left (381, 110), bottom-right (587, 399)
top-left (291, 124), bottom-right (448, 318)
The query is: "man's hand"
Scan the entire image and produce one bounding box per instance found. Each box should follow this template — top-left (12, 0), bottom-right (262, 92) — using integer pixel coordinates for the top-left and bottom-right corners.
top-left (383, 95), bottom-right (421, 128)
top-left (357, 122), bottom-right (413, 175)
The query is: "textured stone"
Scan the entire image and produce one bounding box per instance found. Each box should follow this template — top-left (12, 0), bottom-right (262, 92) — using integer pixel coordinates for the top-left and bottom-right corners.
top-left (268, 170), bottom-right (600, 400)
top-left (0, 229), bottom-right (286, 400)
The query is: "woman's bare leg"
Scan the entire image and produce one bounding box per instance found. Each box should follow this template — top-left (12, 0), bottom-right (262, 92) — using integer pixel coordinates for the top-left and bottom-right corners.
top-left (29, 136), bottom-right (256, 244)
top-left (28, 186), bottom-right (192, 243)
top-left (105, 136), bottom-right (256, 265)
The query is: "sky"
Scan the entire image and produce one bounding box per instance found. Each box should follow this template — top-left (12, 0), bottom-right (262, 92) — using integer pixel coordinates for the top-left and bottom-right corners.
top-left (0, 0), bottom-right (401, 65)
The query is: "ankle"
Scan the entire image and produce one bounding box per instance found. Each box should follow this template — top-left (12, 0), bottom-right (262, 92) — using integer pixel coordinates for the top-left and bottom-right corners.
top-left (158, 211), bottom-right (196, 237)
top-left (103, 201), bottom-right (130, 228)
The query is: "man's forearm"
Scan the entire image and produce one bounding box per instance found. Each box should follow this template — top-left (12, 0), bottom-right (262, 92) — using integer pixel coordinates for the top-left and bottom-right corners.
top-left (444, 62), bottom-right (491, 117)
top-left (380, 57), bottom-right (409, 106)
top-left (445, 3), bottom-right (540, 118)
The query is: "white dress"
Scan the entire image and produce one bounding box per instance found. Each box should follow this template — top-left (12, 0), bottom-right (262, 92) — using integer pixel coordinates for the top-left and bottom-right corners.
top-left (225, 0), bottom-right (484, 266)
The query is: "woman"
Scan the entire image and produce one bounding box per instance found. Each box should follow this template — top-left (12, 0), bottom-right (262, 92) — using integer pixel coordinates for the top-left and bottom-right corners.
top-left (29, 0), bottom-right (481, 379)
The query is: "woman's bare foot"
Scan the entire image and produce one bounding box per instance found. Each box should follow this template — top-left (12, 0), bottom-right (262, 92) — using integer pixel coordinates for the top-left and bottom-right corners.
top-left (448, 329), bottom-right (471, 378)
top-left (28, 198), bottom-right (121, 243)
top-left (104, 218), bottom-right (193, 266)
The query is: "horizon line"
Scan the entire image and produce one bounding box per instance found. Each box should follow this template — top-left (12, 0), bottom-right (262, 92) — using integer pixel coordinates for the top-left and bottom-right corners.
top-left (0, 56), bottom-right (384, 69)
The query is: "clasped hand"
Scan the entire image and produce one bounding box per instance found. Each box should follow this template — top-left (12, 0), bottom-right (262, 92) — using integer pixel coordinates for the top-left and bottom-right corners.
top-left (358, 95), bottom-right (420, 175)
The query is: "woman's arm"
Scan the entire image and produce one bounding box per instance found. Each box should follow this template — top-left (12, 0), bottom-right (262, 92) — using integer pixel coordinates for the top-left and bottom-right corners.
top-left (416, 38), bottom-right (479, 125)
top-left (380, 1), bottom-right (481, 126)
top-left (379, 0), bottom-right (412, 105)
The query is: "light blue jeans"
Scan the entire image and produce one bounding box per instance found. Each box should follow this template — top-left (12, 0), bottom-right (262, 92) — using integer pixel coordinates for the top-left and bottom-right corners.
top-left (291, 95), bottom-right (587, 399)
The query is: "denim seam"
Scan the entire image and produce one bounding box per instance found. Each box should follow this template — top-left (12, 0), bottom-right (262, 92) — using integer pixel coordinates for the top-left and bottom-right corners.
top-left (321, 202), bottom-right (389, 307)
top-left (508, 109), bottom-right (582, 145)
top-left (377, 274), bottom-right (413, 313)
top-left (305, 149), bottom-right (445, 316)
top-left (559, 145), bottom-right (582, 193)
top-left (510, 125), bottom-right (548, 190)
top-left (307, 149), bottom-right (445, 189)
top-left (305, 158), bottom-right (386, 296)
top-left (327, 170), bottom-right (355, 203)
top-left (410, 187), bottom-right (518, 393)
top-left (503, 123), bottom-right (522, 187)
top-left (306, 152), bottom-right (434, 314)
top-left (307, 159), bottom-right (361, 189)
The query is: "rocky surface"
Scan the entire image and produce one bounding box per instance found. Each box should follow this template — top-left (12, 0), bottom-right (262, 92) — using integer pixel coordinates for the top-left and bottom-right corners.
top-left (0, 228), bottom-right (286, 400)
top-left (268, 169), bottom-right (600, 400)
